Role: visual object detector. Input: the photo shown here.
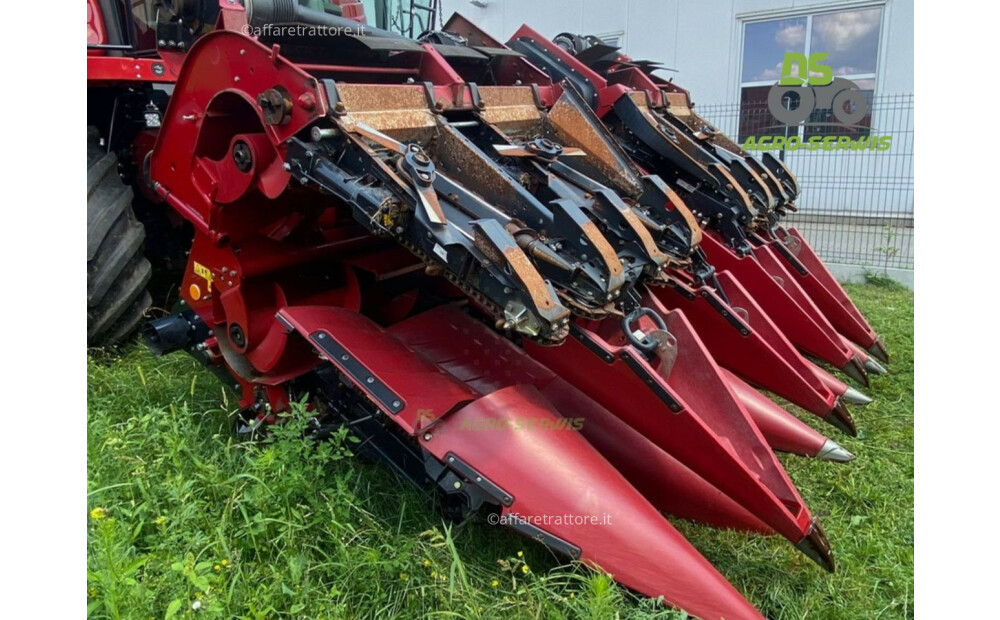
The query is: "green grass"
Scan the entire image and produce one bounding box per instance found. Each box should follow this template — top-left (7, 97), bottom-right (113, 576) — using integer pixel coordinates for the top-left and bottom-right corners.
top-left (87, 282), bottom-right (913, 619)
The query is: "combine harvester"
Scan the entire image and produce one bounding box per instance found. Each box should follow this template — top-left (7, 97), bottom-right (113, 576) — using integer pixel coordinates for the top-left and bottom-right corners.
top-left (86, 2), bottom-right (890, 618)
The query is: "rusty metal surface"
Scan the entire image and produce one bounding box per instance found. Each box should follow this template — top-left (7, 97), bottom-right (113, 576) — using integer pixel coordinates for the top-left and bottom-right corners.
top-left (471, 225), bottom-right (561, 317)
top-left (630, 92), bottom-right (712, 174)
top-left (477, 86), bottom-right (543, 134)
top-left (739, 162), bottom-right (776, 210)
top-left (557, 292), bottom-right (619, 320)
top-left (335, 84), bottom-right (437, 142)
top-left (660, 91), bottom-right (784, 212)
top-left (690, 111), bottom-right (746, 155)
top-left (435, 125), bottom-right (537, 219)
top-left (503, 245), bottom-right (561, 313)
top-left (661, 184), bottom-right (703, 247)
top-left (664, 91), bottom-right (746, 156)
top-left (644, 107), bottom-right (718, 167)
top-left (634, 94), bottom-right (730, 172)
top-left (620, 207), bottom-right (670, 266)
top-left (547, 92), bottom-right (644, 198)
top-left (629, 94), bottom-right (755, 216)
top-left (664, 92), bottom-right (693, 117)
top-left (580, 220), bottom-right (624, 281)
top-left (710, 163), bottom-right (756, 216)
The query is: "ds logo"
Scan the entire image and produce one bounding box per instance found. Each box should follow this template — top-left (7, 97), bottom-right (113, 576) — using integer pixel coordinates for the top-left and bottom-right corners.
top-left (778, 52), bottom-right (833, 86)
top-left (767, 52), bottom-right (868, 127)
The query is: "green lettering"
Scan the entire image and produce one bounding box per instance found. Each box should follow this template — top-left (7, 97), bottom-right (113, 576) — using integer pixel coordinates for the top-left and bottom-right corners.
top-left (779, 52), bottom-right (809, 86)
top-left (808, 52), bottom-right (833, 86)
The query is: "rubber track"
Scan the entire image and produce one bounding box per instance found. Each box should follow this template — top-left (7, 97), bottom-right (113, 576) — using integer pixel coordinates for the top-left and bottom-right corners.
top-left (87, 128), bottom-right (152, 346)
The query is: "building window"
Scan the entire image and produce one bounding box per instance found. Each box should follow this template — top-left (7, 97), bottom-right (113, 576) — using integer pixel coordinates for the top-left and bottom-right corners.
top-left (594, 31), bottom-right (625, 47)
top-left (738, 6), bottom-right (883, 142)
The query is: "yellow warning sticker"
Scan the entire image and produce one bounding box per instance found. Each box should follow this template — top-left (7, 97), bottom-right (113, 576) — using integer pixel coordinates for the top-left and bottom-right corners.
top-left (193, 261), bottom-right (213, 292)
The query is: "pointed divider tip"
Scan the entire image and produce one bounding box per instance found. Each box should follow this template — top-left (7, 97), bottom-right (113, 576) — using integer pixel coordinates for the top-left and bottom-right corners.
top-left (868, 338), bottom-right (890, 364)
top-left (842, 355), bottom-right (870, 387)
top-left (816, 439), bottom-right (855, 463)
top-left (841, 385), bottom-right (873, 406)
top-left (864, 357), bottom-right (888, 375)
top-left (795, 519), bottom-right (836, 573)
top-left (826, 399), bottom-right (858, 437)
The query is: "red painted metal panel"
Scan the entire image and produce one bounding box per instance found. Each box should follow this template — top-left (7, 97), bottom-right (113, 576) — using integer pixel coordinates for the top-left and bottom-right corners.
top-left (722, 369), bottom-right (827, 458)
top-left (651, 272), bottom-right (837, 419)
top-left (525, 306), bottom-right (816, 546)
top-left (278, 306), bottom-right (477, 434)
top-left (769, 229), bottom-right (878, 348)
top-left (87, 57), bottom-right (177, 83)
top-left (422, 385), bottom-right (766, 620)
top-left (701, 232), bottom-right (855, 369)
top-left (390, 305), bottom-right (770, 533)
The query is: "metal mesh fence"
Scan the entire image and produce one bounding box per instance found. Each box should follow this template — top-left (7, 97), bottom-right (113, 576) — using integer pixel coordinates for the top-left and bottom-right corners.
top-left (695, 93), bottom-right (913, 270)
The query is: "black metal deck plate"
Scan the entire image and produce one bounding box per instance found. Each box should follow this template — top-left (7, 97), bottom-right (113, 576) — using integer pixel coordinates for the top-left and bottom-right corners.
top-left (507, 518), bottom-right (582, 560)
top-left (699, 289), bottom-right (751, 336)
top-left (309, 330), bottom-right (405, 415)
top-left (619, 350), bottom-right (683, 412)
top-left (444, 452), bottom-right (514, 507)
top-left (569, 324), bottom-right (615, 363)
